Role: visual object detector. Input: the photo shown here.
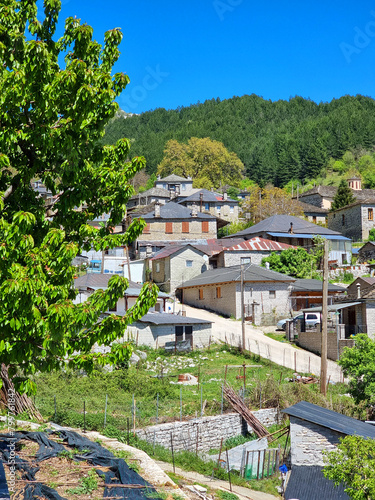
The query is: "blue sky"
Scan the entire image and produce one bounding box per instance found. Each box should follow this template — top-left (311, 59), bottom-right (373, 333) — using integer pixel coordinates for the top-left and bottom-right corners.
top-left (48, 1), bottom-right (375, 113)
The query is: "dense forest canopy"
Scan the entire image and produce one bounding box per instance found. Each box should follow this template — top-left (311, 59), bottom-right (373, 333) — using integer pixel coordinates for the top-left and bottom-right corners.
top-left (102, 94), bottom-right (375, 187)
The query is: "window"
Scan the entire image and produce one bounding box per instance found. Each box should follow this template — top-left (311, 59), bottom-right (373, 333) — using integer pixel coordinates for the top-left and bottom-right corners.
top-left (298, 238), bottom-right (304, 246)
top-left (230, 206), bottom-right (234, 214)
top-left (144, 223), bottom-right (151, 234)
top-left (182, 183), bottom-right (186, 191)
top-left (216, 286), bottom-right (221, 298)
top-left (217, 206), bottom-right (221, 214)
top-left (342, 214), bottom-right (345, 226)
top-left (199, 288), bottom-right (204, 300)
top-left (313, 216), bottom-right (317, 224)
top-left (182, 221), bottom-right (189, 233)
top-left (163, 183), bottom-right (167, 189)
top-left (186, 260), bottom-right (193, 267)
top-left (369, 208), bottom-right (374, 221)
top-left (269, 290), bottom-right (276, 298)
top-left (241, 257), bottom-right (251, 264)
top-left (165, 222), bottom-right (173, 234)
top-left (155, 262), bottom-right (160, 272)
top-left (175, 325), bottom-right (193, 347)
top-left (205, 202), bottom-right (210, 211)
top-left (202, 221), bottom-right (209, 233)
top-left (155, 302), bottom-right (161, 312)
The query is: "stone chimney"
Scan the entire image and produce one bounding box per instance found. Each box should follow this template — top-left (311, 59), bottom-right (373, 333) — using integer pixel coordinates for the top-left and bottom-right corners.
top-left (154, 201), bottom-right (161, 218)
top-left (288, 222), bottom-right (294, 234)
top-left (191, 205), bottom-right (198, 217)
top-left (223, 191), bottom-right (227, 201)
top-left (357, 283), bottom-right (361, 299)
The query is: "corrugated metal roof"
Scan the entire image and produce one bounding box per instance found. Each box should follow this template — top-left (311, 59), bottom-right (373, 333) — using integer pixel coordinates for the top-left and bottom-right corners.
top-left (178, 263), bottom-right (295, 289)
top-left (301, 301), bottom-right (361, 312)
top-left (282, 401), bottom-right (375, 439)
top-left (138, 312), bottom-right (212, 325)
top-left (267, 232), bottom-right (351, 241)
top-left (223, 237), bottom-right (296, 252)
top-left (285, 466), bottom-right (349, 500)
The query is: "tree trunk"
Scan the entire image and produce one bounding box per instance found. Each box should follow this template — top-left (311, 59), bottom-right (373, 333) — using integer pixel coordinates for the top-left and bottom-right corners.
top-left (0, 364), bottom-right (43, 422)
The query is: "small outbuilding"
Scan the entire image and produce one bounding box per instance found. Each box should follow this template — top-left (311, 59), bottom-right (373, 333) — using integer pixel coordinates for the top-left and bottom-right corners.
top-left (283, 401), bottom-right (375, 500)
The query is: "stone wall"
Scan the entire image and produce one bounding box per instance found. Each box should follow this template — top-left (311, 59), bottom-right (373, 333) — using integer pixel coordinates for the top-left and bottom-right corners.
top-left (135, 409), bottom-right (280, 453)
top-left (329, 264), bottom-right (370, 280)
top-left (289, 416), bottom-right (342, 466)
top-left (141, 220), bottom-right (217, 241)
top-left (296, 330), bottom-right (354, 360)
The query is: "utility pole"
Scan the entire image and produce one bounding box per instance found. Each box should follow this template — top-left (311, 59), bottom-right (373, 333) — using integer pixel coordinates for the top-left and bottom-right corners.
top-left (320, 239), bottom-right (329, 395)
top-left (241, 263), bottom-right (245, 352)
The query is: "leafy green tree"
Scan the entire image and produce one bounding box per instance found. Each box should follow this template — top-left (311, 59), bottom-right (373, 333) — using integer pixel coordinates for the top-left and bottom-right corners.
top-left (331, 179), bottom-right (356, 211)
top-left (0, 0), bottom-right (158, 396)
top-left (338, 334), bottom-right (375, 419)
top-left (157, 137), bottom-right (245, 189)
top-left (261, 248), bottom-right (318, 278)
top-left (323, 435), bottom-right (375, 500)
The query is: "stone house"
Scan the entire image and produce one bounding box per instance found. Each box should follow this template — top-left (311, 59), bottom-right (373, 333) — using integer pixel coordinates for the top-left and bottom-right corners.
top-left (283, 401), bottom-right (375, 500)
top-left (327, 199), bottom-right (375, 242)
top-left (73, 273), bottom-right (170, 314)
top-left (296, 185), bottom-right (337, 209)
top-left (178, 188), bottom-right (240, 222)
top-left (346, 276), bottom-right (375, 297)
top-left (227, 214), bottom-right (352, 265)
top-left (126, 312), bottom-right (212, 349)
top-left (135, 201), bottom-right (218, 243)
top-left (127, 187), bottom-right (172, 209)
top-left (357, 241), bottom-right (375, 263)
top-left (209, 237), bottom-right (296, 268)
top-left (298, 201), bottom-right (328, 224)
top-left (150, 244), bottom-right (209, 294)
top-left (154, 174), bottom-right (194, 197)
top-left (177, 264), bottom-right (295, 326)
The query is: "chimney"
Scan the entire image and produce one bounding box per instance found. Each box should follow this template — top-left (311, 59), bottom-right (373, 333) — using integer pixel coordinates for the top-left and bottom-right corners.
top-left (157, 175), bottom-right (161, 180)
top-left (223, 191), bottom-right (227, 201)
top-left (154, 201), bottom-right (161, 218)
top-left (357, 283), bottom-right (361, 299)
top-left (265, 262), bottom-right (270, 270)
top-left (288, 222), bottom-right (294, 234)
top-left (191, 205), bottom-right (198, 217)
top-left (211, 187), bottom-right (214, 192)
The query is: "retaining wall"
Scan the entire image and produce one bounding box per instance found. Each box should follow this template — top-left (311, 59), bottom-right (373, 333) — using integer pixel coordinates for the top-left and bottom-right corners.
top-left (135, 408), bottom-right (280, 453)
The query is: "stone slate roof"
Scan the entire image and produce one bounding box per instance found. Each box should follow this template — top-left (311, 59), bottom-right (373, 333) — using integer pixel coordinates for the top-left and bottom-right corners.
top-left (282, 401), bottom-right (375, 439)
top-left (157, 174), bottom-right (190, 182)
top-left (329, 197), bottom-right (375, 213)
top-left (292, 278), bottom-right (346, 293)
top-left (130, 187), bottom-right (171, 201)
top-left (138, 312), bottom-right (211, 325)
top-left (178, 263), bottom-right (295, 289)
top-left (298, 185), bottom-right (337, 198)
top-left (298, 201), bottom-right (329, 214)
top-left (285, 466), bottom-right (349, 500)
top-left (142, 201), bottom-right (215, 220)
top-left (227, 214), bottom-right (344, 238)
top-left (179, 189), bottom-right (238, 204)
top-left (74, 274), bottom-right (142, 291)
top-left (150, 244), bottom-right (206, 261)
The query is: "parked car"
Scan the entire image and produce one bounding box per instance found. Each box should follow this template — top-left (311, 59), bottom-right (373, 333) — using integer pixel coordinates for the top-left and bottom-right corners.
top-left (277, 312), bottom-right (320, 331)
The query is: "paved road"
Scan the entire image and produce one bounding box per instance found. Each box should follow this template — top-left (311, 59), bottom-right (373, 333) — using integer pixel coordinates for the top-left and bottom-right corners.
top-left (179, 304), bottom-right (344, 383)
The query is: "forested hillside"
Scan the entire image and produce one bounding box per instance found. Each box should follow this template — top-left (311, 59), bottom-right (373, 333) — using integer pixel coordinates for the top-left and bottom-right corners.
top-left (103, 94), bottom-right (375, 186)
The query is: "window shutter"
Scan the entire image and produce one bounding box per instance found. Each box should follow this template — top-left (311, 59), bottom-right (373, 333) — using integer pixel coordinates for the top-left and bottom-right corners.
top-left (202, 221), bottom-right (209, 233)
top-left (182, 221), bottom-right (189, 233)
top-left (166, 222), bottom-right (173, 234)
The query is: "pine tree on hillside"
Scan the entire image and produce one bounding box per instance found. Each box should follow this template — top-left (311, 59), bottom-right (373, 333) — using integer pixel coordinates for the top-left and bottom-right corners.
top-left (331, 179), bottom-right (356, 211)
